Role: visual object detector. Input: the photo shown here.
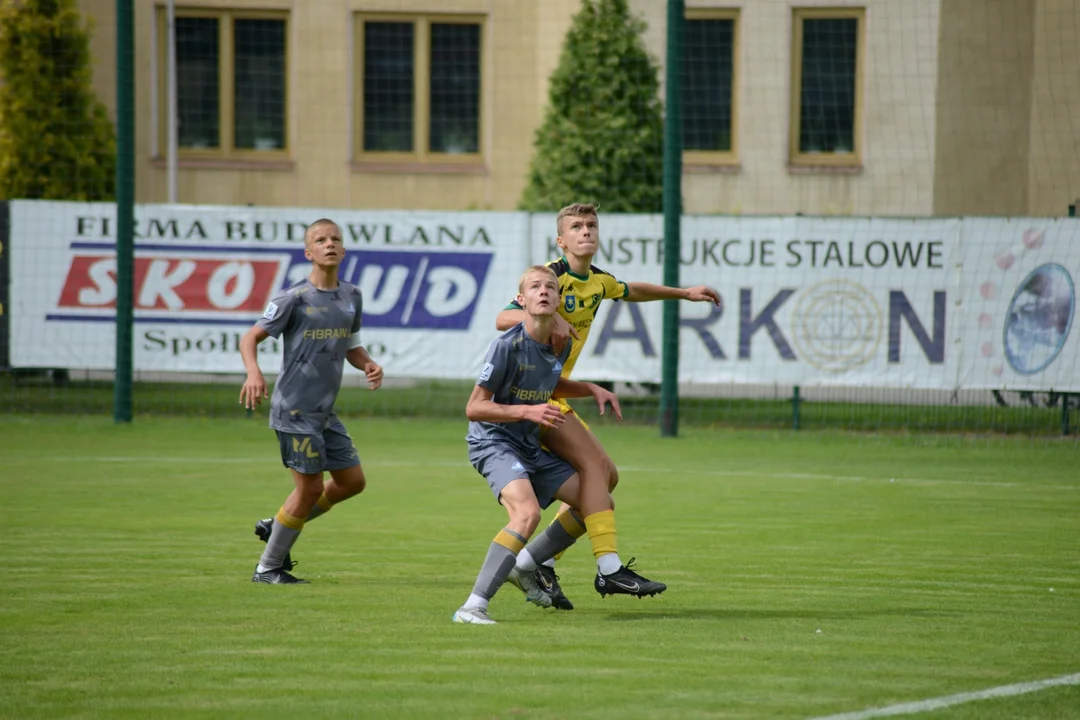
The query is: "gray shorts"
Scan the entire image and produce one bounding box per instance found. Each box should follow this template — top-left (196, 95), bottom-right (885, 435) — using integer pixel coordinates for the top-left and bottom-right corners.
top-left (468, 443), bottom-right (577, 510)
top-left (275, 419), bottom-right (360, 475)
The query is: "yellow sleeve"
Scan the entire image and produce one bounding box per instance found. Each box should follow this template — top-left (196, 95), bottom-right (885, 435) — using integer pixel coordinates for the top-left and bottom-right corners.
top-left (600, 273), bottom-right (629, 300)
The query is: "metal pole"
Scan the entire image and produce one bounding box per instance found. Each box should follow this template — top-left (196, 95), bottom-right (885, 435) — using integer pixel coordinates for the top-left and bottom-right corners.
top-left (166, 0), bottom-right (178, 203)
top-left (659, 0), bottom-right (684, 438)
top-left (114, 0), bottom-right (135, 423)
top-left (793, 386), bottom-right (801, 430)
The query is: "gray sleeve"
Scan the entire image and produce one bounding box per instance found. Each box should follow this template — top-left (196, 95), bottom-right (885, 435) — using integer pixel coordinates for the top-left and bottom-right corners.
top-left (477, 338), bottom-right (511, 392)
top-left (256, 290), bottom-right (296, 339)
top-left (350, 287), bottom-right (364, 335)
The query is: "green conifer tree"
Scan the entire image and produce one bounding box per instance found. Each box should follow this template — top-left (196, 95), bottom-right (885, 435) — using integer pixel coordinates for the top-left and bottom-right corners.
top-left (0, 0), bottom-right (116, 201)
top-left (519, 0), bottom-right (664, 213)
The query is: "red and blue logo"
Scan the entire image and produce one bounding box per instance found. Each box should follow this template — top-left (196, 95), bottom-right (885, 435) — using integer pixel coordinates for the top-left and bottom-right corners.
top-left (50, 243), bottom-right (493, 330)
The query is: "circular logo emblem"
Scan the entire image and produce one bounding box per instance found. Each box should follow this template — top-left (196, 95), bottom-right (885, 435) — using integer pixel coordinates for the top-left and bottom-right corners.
top-left (790, 280), bottom-right (883, 373)
top-left (1003, 263), bottom-right (1075, 375)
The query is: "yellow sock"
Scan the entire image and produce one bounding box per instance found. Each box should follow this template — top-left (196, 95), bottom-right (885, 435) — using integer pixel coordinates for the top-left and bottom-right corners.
top-left (306, 492), bottom-right (334, 521)
top-left (275, 507), bottom-right (305, 531)
top-left (494, 529), bottom-right (526, 554)
top-left (583, 509), bottom-right (617, 559)
top-left (550, 509), bottom-right (586, 561)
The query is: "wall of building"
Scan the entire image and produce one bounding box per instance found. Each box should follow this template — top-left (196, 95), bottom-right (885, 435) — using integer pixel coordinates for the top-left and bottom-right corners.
top-left (635, 0), bottom-right (941, 217)
top-left (78, 0), bottom-right (566, 210)
top-left (1026, 0), bottom-right (1080, 215)
top-left (932, 0), bottom-right (1035, 216)
top-left (73, 0), bottom-right (1080, 217)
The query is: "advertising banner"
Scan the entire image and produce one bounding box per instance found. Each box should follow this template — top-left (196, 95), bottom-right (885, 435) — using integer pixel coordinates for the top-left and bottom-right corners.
top-left (9, 201), bottom-right (1078, 391)
top-left (954, 219), bottom-right (1079, 391)
top-left (529, 213), bottom-right (964, 389)
top-left (8, 201), bottom-right (527, 379)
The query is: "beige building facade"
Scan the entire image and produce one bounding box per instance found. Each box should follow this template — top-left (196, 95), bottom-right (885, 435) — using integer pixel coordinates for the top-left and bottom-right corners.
top-left (76, 0), bottom-right (1080, 216)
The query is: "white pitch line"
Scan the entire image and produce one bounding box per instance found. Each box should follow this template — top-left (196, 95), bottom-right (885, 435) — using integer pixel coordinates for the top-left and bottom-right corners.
top-left (807, 672), bottom-right (1080, 720)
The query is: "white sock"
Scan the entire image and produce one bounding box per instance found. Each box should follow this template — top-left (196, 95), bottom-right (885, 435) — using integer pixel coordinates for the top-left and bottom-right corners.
top-left (515, 548), bottom-right (537, 572)
top-left (597, 553), bottom-right (622, 576)
top-left (256, 564), bottom-right (269, 573)
top-left (463, 594), bottom-right (489, 611)
top-left (542, 558), bottom-right (557, 569)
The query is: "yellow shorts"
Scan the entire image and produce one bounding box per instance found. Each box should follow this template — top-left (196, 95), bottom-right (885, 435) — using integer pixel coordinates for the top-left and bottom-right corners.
top-left (543, 398), bottom-right (591, 433)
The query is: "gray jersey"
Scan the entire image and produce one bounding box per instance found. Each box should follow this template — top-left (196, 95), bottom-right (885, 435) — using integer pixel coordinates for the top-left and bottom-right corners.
top-left (257, 278), bottom-right (364, 434)
top-left (466, 323), bottom-right (572, 461)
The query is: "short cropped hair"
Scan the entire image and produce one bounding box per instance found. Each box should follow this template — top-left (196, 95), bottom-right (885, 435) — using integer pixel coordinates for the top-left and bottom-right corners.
top-left (304, 218), bottom-right (340, 245)
top-left (556, 202), bottom-right (599, 235)
top-left (518, 264), bottom-right (559, 294)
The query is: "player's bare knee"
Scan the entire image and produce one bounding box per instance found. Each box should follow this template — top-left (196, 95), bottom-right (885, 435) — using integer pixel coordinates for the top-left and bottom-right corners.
top-left (346, 474), bottom-right (367, 496)
top-left (508, 506), bottom-right (542, 537)
top-left (606, 459), bottom-right (620, 490)
top-left (297, 483), bottom-right (324, 508)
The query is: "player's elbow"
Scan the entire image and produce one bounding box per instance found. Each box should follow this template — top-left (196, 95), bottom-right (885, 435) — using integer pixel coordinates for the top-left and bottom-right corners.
top-left (239, 326), bottom-right (264, 352)
top-left (465, 400), bottom-right (485, 422)
top-left (494, 312), bottom-right (516, 331)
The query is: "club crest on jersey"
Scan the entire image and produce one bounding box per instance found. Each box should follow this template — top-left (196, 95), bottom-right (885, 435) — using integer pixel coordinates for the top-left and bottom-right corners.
top-left (564, 295), bottom-right (576, 312)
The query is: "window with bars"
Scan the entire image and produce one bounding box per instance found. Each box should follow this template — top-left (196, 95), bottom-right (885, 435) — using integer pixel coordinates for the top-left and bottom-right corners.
top-left (355, 15), bottom-right (483, 162)
top-left (790, 8), bottom-right (864, 166)
top-left (157, 9), bottom-right (288, 156)
top-left (682, 9), bottom-right (738, 164)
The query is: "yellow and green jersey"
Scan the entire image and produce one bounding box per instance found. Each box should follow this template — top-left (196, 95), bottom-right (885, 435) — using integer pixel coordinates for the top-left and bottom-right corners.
top-left (506, 256), bottom-right (628, 378)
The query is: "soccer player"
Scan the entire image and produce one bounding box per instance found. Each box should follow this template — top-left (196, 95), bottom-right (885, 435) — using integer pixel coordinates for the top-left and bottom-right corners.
top-left (453, 265), bottom-right (667, 625)
top-left (496, 203), bottom-right (721, 609)
top-left (238, 218), bottom-right (384, 584)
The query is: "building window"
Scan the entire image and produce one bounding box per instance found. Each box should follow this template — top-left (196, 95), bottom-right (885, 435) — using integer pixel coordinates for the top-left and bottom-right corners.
top-left (682, 9), bottom-right (738, 165)
top-left (157, 9), bottom-right (288, 157)
top-left (355, 15), bottom-right (484, 162)
top-left (790, 8), bottom-right (864, 167)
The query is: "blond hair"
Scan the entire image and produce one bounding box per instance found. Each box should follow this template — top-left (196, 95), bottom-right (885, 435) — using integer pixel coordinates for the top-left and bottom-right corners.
top-left (556, 202), bottom-right (599, 235)
top-left (304, 218), bottom-right (340, 245)
top-left (518, 264), bottom-right (558, 294)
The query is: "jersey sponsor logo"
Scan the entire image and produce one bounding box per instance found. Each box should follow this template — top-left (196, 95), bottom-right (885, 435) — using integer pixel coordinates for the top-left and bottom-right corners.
top-left (552, 361), bottom-right (563, 374)
top-left (510, 386), bottom-right (552, 402)
top-left (478, 362), bottom-right (495, 382)
top-left (263, 301), bottom-right (279, 320)
top-left (510, 460), bottom-right (525, 472)
top-left (302, 327), bottom-right (351, 340)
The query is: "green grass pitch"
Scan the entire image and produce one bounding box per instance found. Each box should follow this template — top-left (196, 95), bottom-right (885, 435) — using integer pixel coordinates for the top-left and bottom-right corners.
top-left (1, 415), bottom-right (1077, 719)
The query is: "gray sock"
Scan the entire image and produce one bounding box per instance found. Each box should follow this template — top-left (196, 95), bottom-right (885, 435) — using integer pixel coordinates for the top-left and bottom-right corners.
top-left (470, 529), bottom-right (527, 600)
top-left (259, 519), bottom-right (301, 570)
top-left (523, 514), bottom-right (581, 565)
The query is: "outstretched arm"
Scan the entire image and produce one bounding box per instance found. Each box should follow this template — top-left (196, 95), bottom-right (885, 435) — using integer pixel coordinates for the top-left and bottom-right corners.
top-left (626, 282), bottom-right (721, 306)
